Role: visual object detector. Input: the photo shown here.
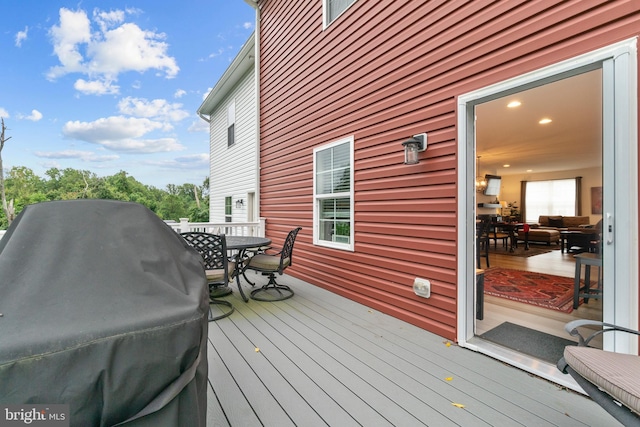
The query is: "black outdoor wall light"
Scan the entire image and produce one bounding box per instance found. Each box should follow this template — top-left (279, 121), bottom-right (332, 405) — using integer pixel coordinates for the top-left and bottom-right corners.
top-left (235, 199), bottom-right (244, 208)
top-left (402, 133), bottom-right (427, 165)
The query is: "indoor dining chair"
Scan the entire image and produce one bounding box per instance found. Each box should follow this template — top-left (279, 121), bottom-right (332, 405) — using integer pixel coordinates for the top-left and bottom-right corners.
top-left (476, 217), bottom-right (491, 269)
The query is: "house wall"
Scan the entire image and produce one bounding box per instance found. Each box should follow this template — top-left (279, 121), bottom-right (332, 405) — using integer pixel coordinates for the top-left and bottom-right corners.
top-left (256, 0), bottom-right (640, 340)
top-left (209, 67), bottom-right (257, 223)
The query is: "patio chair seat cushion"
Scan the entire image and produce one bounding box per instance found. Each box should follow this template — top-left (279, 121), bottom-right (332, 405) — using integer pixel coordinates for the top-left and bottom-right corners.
top-left (564, 346), bottom-right (640, 414)
top-left (248, 254), bottom-right (290, 271)
top-left (205, 261), bottom-right (236, 283)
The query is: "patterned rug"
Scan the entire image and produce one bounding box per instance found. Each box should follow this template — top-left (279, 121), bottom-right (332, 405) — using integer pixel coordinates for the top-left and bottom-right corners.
top-left (483, 268), bottom-right (583, 313)
top-left (488, 245), bottom-right (553, 257)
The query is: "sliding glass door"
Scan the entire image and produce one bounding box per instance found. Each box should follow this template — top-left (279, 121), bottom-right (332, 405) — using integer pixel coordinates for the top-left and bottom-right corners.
top-left (457, 39), bottom-right (638, 378)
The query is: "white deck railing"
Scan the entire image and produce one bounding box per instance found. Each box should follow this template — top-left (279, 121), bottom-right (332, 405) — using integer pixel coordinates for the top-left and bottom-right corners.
top-left (0, 219), bottom-right (265, 240)
top-left (167, 217), bottom-right (266, 237)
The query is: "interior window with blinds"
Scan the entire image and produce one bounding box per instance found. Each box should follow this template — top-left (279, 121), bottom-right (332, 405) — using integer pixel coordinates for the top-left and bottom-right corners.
top-left (525, 179), bottom-right (577, 223)
top-left (314, 137), bottom-right (353, 249)
top-left (324, 0), bottom-right (356, 27)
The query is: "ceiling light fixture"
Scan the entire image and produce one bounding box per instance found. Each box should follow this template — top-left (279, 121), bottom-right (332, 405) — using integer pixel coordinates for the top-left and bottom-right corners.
top-left (507, 101), bottom-right (521, 108)
top-left (503, 164), bottom-right (510, 168)
top-left (539, 118), bottom-right (552, 124)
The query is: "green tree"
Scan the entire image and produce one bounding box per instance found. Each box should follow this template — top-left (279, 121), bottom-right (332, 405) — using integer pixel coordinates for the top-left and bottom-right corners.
top-left (157, 194), bottom-right (188, 220)
top-left (0, 119), bottom-right (14, 225)
top-left (0, 167), bottom-right (210, 227)
top-left (44, 168), bottom-right (98, 200)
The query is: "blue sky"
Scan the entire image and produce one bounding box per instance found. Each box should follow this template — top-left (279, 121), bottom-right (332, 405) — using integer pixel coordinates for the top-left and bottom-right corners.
top-left (1, 0), bottom-right (255, 188)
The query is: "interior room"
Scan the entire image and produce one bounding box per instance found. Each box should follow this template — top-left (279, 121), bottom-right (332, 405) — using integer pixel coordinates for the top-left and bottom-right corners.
top-left (474, 68), bottom-right (604, 361)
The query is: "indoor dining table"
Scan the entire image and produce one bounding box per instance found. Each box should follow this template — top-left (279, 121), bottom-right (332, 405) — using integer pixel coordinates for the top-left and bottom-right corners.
top-left (226, 236), bottom-right (272, 302)
top-left (493, 221), bottom-right (529, 252)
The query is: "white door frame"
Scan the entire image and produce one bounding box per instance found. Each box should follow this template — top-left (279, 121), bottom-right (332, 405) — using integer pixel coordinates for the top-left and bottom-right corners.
top-left (456, 39), bottom-right (638, 384)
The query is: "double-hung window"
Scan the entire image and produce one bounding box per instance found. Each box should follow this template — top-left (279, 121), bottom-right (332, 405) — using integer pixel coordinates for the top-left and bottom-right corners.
top-left (323, 0), bottom-right (356, 28)
top-left (225, 196), bottom-right (232, 222)
top-left (524, 178), bottom-right (577, 222)
top-left (227, 100), bottom-right (235, 147)
top-left (313, 136), bottom-right (354, 250)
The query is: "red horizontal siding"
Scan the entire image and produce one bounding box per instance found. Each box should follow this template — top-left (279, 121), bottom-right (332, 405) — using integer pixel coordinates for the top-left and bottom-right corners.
top-left (257, 0), bottom-right (640, 340)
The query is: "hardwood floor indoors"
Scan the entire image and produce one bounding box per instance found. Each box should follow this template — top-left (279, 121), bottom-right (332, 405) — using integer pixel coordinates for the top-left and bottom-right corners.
top-left (476, 243), bottom-right (603, 349)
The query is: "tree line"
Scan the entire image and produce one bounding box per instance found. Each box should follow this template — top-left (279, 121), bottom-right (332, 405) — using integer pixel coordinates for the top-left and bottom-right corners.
top-left (0, 165), bottom-right (209, 229)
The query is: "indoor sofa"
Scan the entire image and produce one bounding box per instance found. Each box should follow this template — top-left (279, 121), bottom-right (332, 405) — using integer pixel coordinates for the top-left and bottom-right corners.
top-left (536, 215), bottom-right (593, 231)
top-left (522, 215), bottom-right (593, 246)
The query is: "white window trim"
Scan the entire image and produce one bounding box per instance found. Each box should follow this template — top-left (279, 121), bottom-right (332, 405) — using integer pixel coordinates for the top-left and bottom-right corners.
top-left (313, 136), bottom-right (355, 251)
top-left (322, 0), bottom-right (356, 30)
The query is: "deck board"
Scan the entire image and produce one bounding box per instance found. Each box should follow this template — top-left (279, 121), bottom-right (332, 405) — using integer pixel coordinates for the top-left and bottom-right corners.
top-left (220, 297), bottom-right (392, 426)
top-left (206, 274), bottom-right (619, 426)
top-left (259, 293), bottom-right (493, 426)
top-left (287, 284), bottom-right (588, 426)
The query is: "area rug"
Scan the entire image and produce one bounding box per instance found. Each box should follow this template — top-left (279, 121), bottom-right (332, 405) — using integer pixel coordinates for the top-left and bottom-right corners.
top-left (488, 245), bottom-right (553, 257)
top-left (479, 322), bottom-right (576, 364)
top-left (483, 267), bottom-right (581, 313)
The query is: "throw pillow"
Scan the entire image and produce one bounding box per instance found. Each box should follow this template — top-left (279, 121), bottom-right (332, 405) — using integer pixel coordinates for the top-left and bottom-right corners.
top-left (548, 217), bottom-right (564, 227)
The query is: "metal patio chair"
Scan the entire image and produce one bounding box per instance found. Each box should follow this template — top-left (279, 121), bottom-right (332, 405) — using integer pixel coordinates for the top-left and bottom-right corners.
top-left (557, 320), bottom-right (640, 425)
top-left (244, 227), bottom-right (302, 301)
top-left (181, 232), bottom-right (235, 321)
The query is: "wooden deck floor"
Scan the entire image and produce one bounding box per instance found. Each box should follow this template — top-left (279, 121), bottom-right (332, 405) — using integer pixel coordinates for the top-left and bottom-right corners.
top-left (205, 274), bottom-right (617, 427)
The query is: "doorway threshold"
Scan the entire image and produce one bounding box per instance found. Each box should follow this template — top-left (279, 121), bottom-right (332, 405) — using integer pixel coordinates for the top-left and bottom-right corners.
top-left (465, 337), bottom-right (584, 394)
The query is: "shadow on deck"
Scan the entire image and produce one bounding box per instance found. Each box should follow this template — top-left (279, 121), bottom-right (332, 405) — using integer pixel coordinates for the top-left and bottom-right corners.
top-left (205, 274), bottom-right (617, 427)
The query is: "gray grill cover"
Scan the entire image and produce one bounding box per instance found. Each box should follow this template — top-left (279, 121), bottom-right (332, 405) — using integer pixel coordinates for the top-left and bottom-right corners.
top-left (0, 200), bottom-right (208, 426)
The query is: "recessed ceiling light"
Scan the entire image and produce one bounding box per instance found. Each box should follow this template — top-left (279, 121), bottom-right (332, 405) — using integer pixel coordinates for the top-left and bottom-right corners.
top-left (539, 118), bottom-right (552, 124)
top-left (526, 169), bottom-right (533, 172)
top-left (503, 164), bottom-right (510, 168)
top-left (507, 101), bottom-right (521, 108)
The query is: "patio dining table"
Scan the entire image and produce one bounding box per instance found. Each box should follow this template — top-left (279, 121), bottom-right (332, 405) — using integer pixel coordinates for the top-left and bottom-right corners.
top-left (226, 236), bottom-right (271, 302)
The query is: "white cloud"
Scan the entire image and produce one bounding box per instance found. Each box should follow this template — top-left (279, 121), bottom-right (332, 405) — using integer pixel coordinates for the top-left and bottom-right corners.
top-left (208, 48), bottom-right (225, 59)
top-left (93, 9), bottom-right (125, 32)
top-left (74, 78), bottom-right (119, 95)
top-left (0, 108), bottom-right (9, 118)
top-left (117, 97), bottom-right (189, 122)
top-left (47, 7), bottom-right (179, 94)
top-left (87, 23), bottom-right (179, 78)
top-left (101, 137), bottom-right (183, 153)
top-left (47, 8), bottom-right (92, 78)
top-left (62, 116), bottom-right (185, 153)
top-left (15, 26), bottom-right (28, 47)
top-left (144, 153), bottom-right (209, 169)
top-left (174, 89), bottom-right (186, 98)
top-left (17, 110), bottom-right (43, 122)
top-left (243, 22), bottom-right (253, 30)
top-left (188, 119), bottom-right (209, 133)
top-left (34, 150), bottom-right (119, 162)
